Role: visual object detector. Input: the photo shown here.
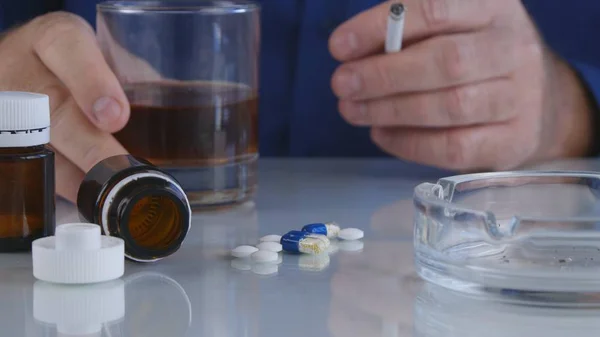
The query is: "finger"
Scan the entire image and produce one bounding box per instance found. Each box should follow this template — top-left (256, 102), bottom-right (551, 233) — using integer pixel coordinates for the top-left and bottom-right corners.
top-left (332, 29), bottom-right (522, 100)
top-left (329, 0), bottom-right (500, 61)
top-left (371, 123), bottom-right (535, 171)
top-left (31, 12), bottom-right (129, 133)
top-left (339, 79), bottom-right (516, 127)
top-left (51, 96), bottom-right (128, 173)
top-left (53, 149), bottom-right (85, 203)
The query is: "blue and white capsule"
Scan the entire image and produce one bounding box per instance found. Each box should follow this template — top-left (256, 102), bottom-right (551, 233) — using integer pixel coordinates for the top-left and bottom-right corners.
top-left (301, 222), bottom-right (341, 239)
top-left (280, 231), bottom-right (330, 255)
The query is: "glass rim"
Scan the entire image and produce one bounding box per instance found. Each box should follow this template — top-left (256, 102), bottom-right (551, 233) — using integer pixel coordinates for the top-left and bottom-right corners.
top-left (414, 170), bottom-right (600, 223)
top-left (97, 0), bottom-right (259, 14)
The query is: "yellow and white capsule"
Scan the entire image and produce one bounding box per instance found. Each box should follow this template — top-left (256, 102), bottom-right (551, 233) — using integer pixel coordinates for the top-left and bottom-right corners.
top-left (281, 231), bottom-right (330, 255)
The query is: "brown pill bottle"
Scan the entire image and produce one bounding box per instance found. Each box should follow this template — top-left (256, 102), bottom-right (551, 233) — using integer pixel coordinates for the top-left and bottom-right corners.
top-left (77, 155), bottom-right (191, 262)
top-left (0, 92), bottom-right (55, 251)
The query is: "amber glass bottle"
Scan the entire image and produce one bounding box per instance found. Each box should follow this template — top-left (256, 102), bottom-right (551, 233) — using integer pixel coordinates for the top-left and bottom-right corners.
top-left (77, 155), bottom-right (191, 262)
top-left (0, 92), bottom-right (55, 251)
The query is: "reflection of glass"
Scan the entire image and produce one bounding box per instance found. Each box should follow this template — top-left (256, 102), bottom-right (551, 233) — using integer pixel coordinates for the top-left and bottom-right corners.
top-left (415, 283), bottom-right (600, 337)
top-left (328, 242), bottom-right (419, 337)
top-left (97, 1), bottom-right (260, 209)
top-left (414, 171), bottom-right (600, 293)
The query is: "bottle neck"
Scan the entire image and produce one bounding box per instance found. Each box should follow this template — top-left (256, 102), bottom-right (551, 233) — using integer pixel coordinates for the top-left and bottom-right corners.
top-left (0, 144), bottom-right (47, 154)
top-left (104, 173), bottom-right (191, 262)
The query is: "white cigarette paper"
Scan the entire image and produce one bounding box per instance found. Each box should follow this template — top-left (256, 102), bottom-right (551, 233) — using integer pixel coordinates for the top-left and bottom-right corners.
top-left (385, 2), bottom-right (405, 53)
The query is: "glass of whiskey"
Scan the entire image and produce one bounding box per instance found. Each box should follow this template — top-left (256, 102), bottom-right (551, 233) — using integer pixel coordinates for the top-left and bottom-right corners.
top-left (97, 1), bottom-right (260, 209)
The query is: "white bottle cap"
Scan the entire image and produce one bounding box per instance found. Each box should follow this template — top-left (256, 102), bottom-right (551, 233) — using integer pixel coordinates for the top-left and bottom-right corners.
top-left (0, 91), bottom-right (50, 147)
top-left (33, 279), bottom-right (125, 336)
top-left (32, 223), bottom-right (125, 284)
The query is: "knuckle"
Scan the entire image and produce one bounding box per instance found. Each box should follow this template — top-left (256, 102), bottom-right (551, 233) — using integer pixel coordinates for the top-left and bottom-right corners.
top-left (389, 100), bottom-right (404, 124)
top-left (491, 86), bottom-right (516, 122)
top-left (444, 131), bottom-right (472, 169)
top-left (445, 86), bottom-right (477, 123)
top-left (50, 98), bottom-right (106, 170)
top-left (33, 11), bottom-right (92, 52)
top-left (439, 38), bottom-right (468, 83)
top-left (371, 60), bottom-right (400, 93)
top-left (420, 0), bottom-right (450, 30)
top-left (523, 39), bottom-right (544, 62)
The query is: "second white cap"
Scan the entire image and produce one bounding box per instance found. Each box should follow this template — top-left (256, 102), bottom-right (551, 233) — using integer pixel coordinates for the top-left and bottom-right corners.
top-left (0, 91), bottom-right (50, 147)
top-left (32, 223), bottom-right (125, 284)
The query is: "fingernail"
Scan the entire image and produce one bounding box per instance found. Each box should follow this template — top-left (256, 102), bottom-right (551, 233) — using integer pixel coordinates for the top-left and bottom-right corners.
top-left (332, 32), bottom-right (358, 58)
top-left (92, 97), bottom-right (122, 125)
top-left (334, 69), bottom-right (362, 98)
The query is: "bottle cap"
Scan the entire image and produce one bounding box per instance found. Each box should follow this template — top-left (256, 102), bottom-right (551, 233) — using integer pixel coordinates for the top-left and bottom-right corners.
top-left (0, 91), bottom-right (50, 147)
top-left (32, 223), bottom-right (125, 284)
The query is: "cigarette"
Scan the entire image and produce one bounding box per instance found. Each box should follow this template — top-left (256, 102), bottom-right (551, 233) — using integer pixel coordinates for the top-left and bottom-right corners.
top-left (385, 2), bottom-right (405, 53)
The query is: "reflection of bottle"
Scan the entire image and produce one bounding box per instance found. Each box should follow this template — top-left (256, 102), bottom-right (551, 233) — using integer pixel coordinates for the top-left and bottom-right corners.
top-left (31, 272), bottom-right (192, 337)
top-left (118, 272), bottom-right (191, 337)
top-left (415, 283), bottom-right (600, 337)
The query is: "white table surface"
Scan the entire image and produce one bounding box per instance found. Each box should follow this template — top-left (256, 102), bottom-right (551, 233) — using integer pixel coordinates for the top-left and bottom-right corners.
top-left (1, 158), bottom-right (599, 337)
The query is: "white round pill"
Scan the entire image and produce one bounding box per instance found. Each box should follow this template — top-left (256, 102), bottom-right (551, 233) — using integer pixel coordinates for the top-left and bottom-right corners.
top-left (338, 228), bottom-right (364, 241)
top-left (251, 250), bottom-right (279, 263)
top-left (260, 234), bottom-right (282, 243)
top-left (231, 245), bottom-right (258, 258)
top-left (256, 242), bottom-right (282, 253)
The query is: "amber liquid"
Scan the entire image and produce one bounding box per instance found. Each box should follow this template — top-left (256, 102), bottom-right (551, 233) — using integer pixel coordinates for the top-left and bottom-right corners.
top-left (0, 147), bottom-right (55, 251)
top-left (114, 82), bottom-right (258, 207)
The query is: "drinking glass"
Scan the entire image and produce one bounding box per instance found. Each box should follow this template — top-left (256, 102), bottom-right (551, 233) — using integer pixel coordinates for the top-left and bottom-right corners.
top-left (97, 0), bottom-right (260, 209)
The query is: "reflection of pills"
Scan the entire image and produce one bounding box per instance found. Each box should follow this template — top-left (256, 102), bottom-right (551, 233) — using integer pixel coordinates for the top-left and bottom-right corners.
top-left (252, 263), bottom-right (278, 276)
top-left (231, 245), bottom-right (258, 258)
top-left (338, 240), bottom-right (364, 252)
top-left (327, 241), bottom-right (340, 254)
top-left (230, 258), bottom-right (252, 271)
top-left (251, 250), bottom-right (279, 263)
top-left (260, 235), bottom-right (282, 243)
top-left (299, 254), bottom-right (331, 271)
top-left (338, 228), bottom-right (364, 241)
top-left (256, 242), bottom-right (282, 253)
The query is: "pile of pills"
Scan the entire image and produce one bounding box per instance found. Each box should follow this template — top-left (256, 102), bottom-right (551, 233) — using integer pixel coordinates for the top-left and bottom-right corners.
top-left (230, 222), bottom-right (364, 275)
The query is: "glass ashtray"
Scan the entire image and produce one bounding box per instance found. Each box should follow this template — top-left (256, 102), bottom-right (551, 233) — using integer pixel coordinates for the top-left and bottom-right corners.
top-left (413, 171), bottom-right (600, 293)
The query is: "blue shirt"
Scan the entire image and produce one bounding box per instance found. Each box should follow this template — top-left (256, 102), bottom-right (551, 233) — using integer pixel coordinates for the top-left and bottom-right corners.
top-left (2, 0), bottom-right (600, 157)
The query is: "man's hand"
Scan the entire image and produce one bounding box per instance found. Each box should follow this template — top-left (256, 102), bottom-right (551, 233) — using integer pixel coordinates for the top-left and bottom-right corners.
top-left (329, 0), bottom-right (595, 171)
top-left (0, 12), bottom-right (130, 201)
